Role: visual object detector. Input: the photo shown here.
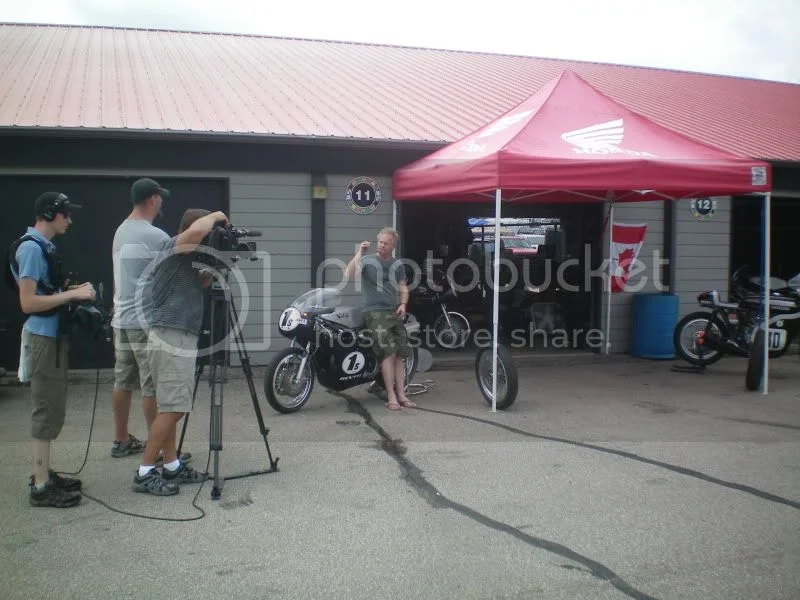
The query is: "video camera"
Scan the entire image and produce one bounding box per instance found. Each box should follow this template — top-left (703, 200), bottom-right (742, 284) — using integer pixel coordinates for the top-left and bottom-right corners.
top-left (202, 223), bottom-right (262, 266)
top-left (58, 278), bottom-right (111, 341)
top-left (67, 299), bottom-right (111, 340)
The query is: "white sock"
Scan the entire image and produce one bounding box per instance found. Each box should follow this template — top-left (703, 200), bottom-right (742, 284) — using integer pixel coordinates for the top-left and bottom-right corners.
top-left (138, 465), bottom-right (155, 478)
top-left (34, 482), bottom-right (47, 491)
top-left (164, 459), bottom-right (181, 472)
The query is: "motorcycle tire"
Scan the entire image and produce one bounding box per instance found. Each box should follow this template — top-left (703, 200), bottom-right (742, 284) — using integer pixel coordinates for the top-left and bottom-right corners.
top-left (745, 329), bottom-right (765, 392)
top-left (264, 347), bottom-right (316, 414)
top-left (673, 311), bottom-right (727, 366)
top-left (474, 344), bottom-right (519, 410)
top-left (373, 346), bottom-right (419, 391)
top-left (433, 311), bottom-right (471, 350)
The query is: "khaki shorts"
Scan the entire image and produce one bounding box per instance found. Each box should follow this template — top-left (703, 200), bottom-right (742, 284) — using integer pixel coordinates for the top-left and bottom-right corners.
top-left (148, 326), bottom-right (198, 414)
top-left (364, 309), bottom-right (411, 362)
top-left (22, 330), bottom-right (69, 440)
top-left (113, 328), bottom-right (155, 396)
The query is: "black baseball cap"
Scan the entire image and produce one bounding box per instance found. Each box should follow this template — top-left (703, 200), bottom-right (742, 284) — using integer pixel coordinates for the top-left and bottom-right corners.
top-left (131, 178), bottom-right (171, 204)
top-left (34, 192), bottom-right (82, 219)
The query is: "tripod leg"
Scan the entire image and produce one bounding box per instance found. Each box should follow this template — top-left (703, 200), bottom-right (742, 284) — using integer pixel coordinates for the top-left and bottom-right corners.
top-left (229, 300), bottom-right (279, 471)
top-left (207, 291), bottom-right (225, 500)
top-left (209, 356), bottom-right (223, 499)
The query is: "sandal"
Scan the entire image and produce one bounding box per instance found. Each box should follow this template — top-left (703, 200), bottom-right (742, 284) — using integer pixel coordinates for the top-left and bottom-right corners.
top-left (385, 401), bottom-right (402, 410)
top-left (398, 398), bottom-right (417, 408)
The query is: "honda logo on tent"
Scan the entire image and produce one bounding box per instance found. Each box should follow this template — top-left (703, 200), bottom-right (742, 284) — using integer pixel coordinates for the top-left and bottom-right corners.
top-left (458, 109), bottom-right (535, 153)
top-left (477, 109), bottom-right (534, 138)
top-left (561, 119), bottom-right (655, 157)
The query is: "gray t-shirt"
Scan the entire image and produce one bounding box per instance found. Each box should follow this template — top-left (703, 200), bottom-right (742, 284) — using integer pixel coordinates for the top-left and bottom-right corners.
top-left (112, 219), bottom-right (170, 329)
top-left (360, 254), bottom-right (406, 311)
top-left (150, 237), bottom-right (206, 334)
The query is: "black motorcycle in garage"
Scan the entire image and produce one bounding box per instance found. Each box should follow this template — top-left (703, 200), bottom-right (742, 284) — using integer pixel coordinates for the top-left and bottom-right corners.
top-left (673, 266), bottom-right (800, 367)
top-left (407, 268), bottom-right (471, 350)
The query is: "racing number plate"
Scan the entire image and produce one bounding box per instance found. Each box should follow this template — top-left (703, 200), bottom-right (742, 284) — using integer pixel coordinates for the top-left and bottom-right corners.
top-left (767, 328), bottom-right (787, 350)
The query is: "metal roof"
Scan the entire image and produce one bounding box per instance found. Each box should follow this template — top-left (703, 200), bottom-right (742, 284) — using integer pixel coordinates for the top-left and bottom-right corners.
top-left (1, 23), bottom-right (799, 160)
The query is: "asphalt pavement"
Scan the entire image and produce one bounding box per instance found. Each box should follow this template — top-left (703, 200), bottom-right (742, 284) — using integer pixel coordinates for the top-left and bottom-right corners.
top-left (0, 352), bottom-right (798, 600)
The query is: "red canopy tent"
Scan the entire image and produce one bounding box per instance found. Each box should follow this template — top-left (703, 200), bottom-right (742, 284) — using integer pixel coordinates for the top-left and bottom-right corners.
top-left (392, 69), bottom-right (774, 407)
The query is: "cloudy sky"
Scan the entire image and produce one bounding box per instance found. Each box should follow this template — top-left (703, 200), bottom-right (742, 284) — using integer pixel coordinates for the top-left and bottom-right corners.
top-left (1, 0), bottom-right (798, 83)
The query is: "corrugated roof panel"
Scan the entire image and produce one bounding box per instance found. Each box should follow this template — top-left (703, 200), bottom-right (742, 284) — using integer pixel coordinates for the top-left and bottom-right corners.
top-left (0, 23), bottom-right (798, 160)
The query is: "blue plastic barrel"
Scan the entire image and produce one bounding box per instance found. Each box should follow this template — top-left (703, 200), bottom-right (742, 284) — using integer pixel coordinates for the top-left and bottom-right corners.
top-left (630, 293), bottom-right (679, 359)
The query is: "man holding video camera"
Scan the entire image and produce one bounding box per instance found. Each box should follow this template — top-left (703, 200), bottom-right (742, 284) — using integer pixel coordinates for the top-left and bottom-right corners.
top-left (7, 192), bottom-right (96, 507)
top-left (132, 208), bottom-right (228, 496)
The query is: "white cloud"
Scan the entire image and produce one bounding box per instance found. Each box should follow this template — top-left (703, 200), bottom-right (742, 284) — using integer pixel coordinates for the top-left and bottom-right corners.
top-left (1, 0), bottom-right (797, 82)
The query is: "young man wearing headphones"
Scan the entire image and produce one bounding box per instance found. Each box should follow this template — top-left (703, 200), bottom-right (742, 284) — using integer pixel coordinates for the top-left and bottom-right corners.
top-left (9, 192), bottom-right (96, 507)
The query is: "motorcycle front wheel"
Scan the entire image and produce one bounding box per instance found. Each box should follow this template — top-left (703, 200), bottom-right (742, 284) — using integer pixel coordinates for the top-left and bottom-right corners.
top-left (745, 329), bottom-right (765, 391)
top-left (264, 347), bottom-right (316, 413)
top-left (433, 311), bottom-right (471, 350)
top-left (673, 311), bottom-right (726, 366)
top-left (474, 344), bottom-right (518, 410)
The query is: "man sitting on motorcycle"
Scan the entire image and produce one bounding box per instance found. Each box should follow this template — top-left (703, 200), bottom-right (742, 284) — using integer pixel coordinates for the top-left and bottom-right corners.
top-left (345, 227), bottom-right (416, 410)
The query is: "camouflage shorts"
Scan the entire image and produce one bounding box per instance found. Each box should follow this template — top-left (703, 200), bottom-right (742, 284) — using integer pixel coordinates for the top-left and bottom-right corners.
top-left (363, 309), bottom-right (411, 362)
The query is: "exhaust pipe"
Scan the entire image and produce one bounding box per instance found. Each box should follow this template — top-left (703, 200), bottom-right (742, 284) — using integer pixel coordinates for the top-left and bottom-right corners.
top-left (703, 333), bottom-right (748, 357)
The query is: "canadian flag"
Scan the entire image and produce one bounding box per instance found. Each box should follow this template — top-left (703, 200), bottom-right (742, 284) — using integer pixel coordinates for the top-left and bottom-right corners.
top-left (609, 223), bottom-right (647, 292)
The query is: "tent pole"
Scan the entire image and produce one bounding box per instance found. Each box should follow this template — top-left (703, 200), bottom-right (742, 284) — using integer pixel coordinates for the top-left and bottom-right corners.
top-left (605, 201), bottom-right (614, 355)
top-left (762, 192), bottom-right (771, 395)
top-left (492, 188), bottom-right (502, 412)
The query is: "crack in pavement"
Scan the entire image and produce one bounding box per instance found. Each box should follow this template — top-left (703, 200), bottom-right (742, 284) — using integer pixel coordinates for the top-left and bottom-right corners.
top-left (416, 406), bottom-right (800, 512)
top-left (338, 393), bottom-right (660, 600)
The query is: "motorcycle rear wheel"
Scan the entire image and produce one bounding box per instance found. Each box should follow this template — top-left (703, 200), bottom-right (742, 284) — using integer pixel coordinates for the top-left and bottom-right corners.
top-left (673, 311), bottom-right (726, 366)
top-left (474, 344), bottom-right (518, 410)
top-left (264, 347), bottom-right (315, 413)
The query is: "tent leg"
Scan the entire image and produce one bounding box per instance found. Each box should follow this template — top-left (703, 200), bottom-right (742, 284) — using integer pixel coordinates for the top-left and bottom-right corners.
top-left (492, 188), bottom-right (502, 412)
top-left (604, 202), bottom-right (614, 355)
top-left (762, 192), bottom-right (771, 395)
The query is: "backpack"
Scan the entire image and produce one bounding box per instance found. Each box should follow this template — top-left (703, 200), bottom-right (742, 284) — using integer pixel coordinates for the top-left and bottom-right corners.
top-left (5, 234), bottom-right (65, 317)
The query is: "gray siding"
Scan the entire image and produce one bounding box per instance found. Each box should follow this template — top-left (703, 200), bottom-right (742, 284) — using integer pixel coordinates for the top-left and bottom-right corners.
top-left (322, 174), bottom-right (395, 308)
top-left (600, 201), bottom-right (665, 353)
top-left (599, 197), bottom-right (732, 354)
top-left (229, 173), bottom-right (312, 365)
top-left (674, 196), bottom-right (732, 317)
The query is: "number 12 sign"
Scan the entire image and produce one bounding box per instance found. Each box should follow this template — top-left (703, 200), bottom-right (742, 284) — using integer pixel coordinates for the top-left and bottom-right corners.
top-left (689, 197), bottom-right (718, 221)
top-left (345, 176), bottom-right (382, 215)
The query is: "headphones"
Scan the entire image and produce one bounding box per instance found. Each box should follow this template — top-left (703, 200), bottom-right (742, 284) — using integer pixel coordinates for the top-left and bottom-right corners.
top-left (40, 193), bottom-right (70, 222)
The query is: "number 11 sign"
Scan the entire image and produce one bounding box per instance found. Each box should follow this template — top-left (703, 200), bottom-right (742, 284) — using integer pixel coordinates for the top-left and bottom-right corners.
top-left (345, 176), bottom-right (382, 215)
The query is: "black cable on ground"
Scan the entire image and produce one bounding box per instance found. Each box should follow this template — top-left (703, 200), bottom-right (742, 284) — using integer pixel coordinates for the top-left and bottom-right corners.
top-left (56, 341), bottom-right (208, 522)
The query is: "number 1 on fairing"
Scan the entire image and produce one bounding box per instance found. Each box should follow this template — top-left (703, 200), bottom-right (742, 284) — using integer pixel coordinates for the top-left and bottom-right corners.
top-left (341, 351), bottom-right (365, 375)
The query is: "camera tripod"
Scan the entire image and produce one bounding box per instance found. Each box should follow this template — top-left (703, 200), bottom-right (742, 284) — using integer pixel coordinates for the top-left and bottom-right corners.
top-left (177, 277), bottom-right (279, 500)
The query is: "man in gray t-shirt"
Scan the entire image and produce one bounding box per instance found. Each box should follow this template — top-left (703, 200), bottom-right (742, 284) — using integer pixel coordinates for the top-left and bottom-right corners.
top-left (133, 208), bottom-right (229, 496)
top-left (344, 227), bottom-right (415, 411)
top-left (110, 178), bottom-right (171, 459)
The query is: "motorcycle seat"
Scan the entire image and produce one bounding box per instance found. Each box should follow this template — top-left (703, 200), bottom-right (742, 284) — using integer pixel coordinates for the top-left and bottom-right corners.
top-left (745, 275), bottom-right (791, 292)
